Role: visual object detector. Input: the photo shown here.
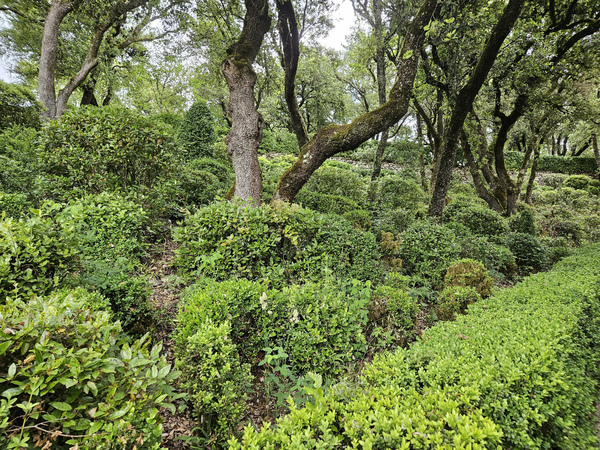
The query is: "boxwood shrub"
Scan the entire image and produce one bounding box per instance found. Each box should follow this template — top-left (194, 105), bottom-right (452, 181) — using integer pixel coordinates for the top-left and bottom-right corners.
top-left (229, 244), bottom-right (600, 449)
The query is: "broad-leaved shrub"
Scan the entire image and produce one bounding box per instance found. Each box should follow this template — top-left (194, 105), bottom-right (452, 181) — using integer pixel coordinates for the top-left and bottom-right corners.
top-left (0, 288), bottom-right (182, 450)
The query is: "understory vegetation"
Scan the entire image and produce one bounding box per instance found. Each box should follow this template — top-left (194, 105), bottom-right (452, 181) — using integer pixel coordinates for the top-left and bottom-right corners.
top-left (1, 103), bottom-right (600, 450)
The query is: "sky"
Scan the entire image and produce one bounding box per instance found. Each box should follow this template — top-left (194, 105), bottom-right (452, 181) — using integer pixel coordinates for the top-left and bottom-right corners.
top-left (0, 1), bottom-right (357, 83)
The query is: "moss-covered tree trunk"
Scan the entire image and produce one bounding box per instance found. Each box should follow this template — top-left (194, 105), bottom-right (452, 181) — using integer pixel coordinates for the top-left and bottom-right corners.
top-left (272, 0), bottom-right (438, 203)
top-left (222, 0), bottom-right (271, 203)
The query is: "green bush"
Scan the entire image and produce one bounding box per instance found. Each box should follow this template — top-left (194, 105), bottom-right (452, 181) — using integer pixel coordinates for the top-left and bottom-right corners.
top-left (65, 192), bottom-right (152, 261)
top-left (458, 235), bottom-right (517, 279)
top-left (0, 288), bottom-right (182, 450)
top-left (0, 81), bottom-right (41, 131)
top-left (342, 209), bottom-right (371, 230)
top-left (231, 244), bottom-right (600, 449)
top-left (366, 285), bottom-right (419, 348)
top-left (507, 232), bottom-right (549, 274)
top-left (302, 164), bottom-right (366, 205)
top-left (0, 193), bottom-right (32, 219)
top-left (0, 207), bottom-right (79, 301)
top-left (444, 259), bottom-right (492, 298)
top-left (537, 155), bottom-right (598, 174)
top-left (40, 106), bottom-right (176, 197)
top-left (176, 320), bottom-right (252, 446)
top-left (178, 100), bottom-right (216, 159)
top-left (509, 208), bottom-right (537, 235)
top-left (371, 173), bottom-right (426, 212)
top-left (563, 174), bottom-right (591, 190)
top-left (259, 128), bottom-right (299, 155)
top-left (435, 285), bottom-right (481, 321)
top-left (399, 220), bottom-right (460, 285)
top-left (187, 157), bottom-right (232, 184)
top-left (295, 190), bottom-right (360, 216)
top-left (0, 126), bottom-right (40, 195)
top-left (173, 201), bottom-right (382, 283)
top-left (443, 198), bottom-right (509, 237)
top-left (176, 278), bottom-right (370, 378)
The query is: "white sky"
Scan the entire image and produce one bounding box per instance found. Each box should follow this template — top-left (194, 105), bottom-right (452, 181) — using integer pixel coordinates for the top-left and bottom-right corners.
top-left (318, 0), bottom-right (356, 50)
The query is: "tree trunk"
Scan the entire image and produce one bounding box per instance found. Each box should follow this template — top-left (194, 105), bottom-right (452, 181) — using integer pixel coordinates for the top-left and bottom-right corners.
top-left (223, 0), bottom-right (271, 203)
top-left (276, 0), bottom-right (309, 149)
top-left (272, 0), bottom-right (438, 203)
top-left (416, 114), bottom-right (429, 191)
top-left (370, 0), bottom-right (389, 181)
top-left (39, 0), bottom-right (81, 120)
top-left (525, 145), bottom-right (540, 204)
top-left (427, 0), bottom-right (526, 217)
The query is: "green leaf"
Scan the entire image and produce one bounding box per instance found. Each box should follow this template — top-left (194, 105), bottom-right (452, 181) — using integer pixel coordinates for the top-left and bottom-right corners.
top-left (7, 363), bottom-right (16, 379)
top-left (50, 402), bottom-right (73, 411)
top-left (402, 50), bottom-right (414, 60)
top-left (108, 409), bottom-right (128, 420)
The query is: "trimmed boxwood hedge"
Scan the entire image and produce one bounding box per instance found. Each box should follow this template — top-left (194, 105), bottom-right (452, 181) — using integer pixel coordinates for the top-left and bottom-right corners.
top-left (229, 244), bottom-right (600, 449)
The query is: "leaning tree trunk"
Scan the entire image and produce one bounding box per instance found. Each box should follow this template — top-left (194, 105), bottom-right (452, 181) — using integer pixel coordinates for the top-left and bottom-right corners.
top-left (223, 0), bottom-right (271, 203)
top-left (427, 0), bottom-right (526, 217)
top-left (593, 133), bottom-right (599, 170)
top-left (272, 0), bottom-right (438, 203)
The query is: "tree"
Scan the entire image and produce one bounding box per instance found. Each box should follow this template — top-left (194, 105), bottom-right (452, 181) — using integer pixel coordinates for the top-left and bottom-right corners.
top-left (179, 100), bottom-right (216, 159)
top-left (1, 0), bottom-right (186, 119)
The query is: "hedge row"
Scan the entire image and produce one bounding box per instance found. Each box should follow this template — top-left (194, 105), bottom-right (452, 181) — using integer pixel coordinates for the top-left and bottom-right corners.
top-left (229, 244), bottom-right (600, 449)
top-left (504, 151), bottom-right (598, 174)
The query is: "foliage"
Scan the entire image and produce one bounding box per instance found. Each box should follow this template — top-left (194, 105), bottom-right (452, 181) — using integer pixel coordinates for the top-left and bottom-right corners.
top-left (176, 320), bottom-right (252, 446)
top-left (176, 278), bottom-right (371, 378)
top-left (0, 81), bottom-right (41, 131)
top-left (563, 174), bottom-right (591, 190)
top-left (457, 235), bottom-right (517, 279)
top-left (232, 244), bottom-right (600, 449)
top-left (0, 126), bottom-right (40, 195)
top-left (506, 232), bottom-right (549, 274)
top-left (178, 100), bottom-right (216, 159)
top-left (259, 128), bottom-right (299, 155)
top-left (342, 209), bottom-right (372, 231)
top-left (0, 205), bottom-right (79, 301)
top-left (295, 190), bottom-right (360, 216)
top-left (173, 200), bottom-right (382, 284)
top-left (443, 197), bottom-right (509, 237)
top-left (366, 285), bottom-right (419, 348)
top-left (0, 193), bottom-right (32, 219)
top-left (0, 288), bottom-right (182, 450)
top-left (444, 259), bottom-right (493, 298)
top-left (39, 106), bottom-right (176, 197)
top-left (509, 208), bottom-right (537, 235)
top-left (503, 153), bottom-right (598, 174)
top-left (302, 163), bottom-right (367, 204)
top-left (370, 172), bottom-right (426, 212)
top-left (60, 192), bottom-right (154, 334)
top-left (399, 220), bottom-right (460, 285)
top-left (435, 285), bottom-right (481, 321)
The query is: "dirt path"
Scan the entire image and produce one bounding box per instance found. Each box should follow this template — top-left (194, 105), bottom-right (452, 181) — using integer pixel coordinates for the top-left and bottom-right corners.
top-left (145, 238), bottom-right (195, 450)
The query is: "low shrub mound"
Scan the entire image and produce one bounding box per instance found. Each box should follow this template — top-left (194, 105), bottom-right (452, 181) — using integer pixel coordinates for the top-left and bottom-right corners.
top-left (173, 200), bottom-right (382, 283)
top-left (444, 258), bottom-right (492, 298)
top-left (229, 244), bottom-right (600, 449)
top-left (0, 288), bottom-right (182, 450)
top-left (443, 197), bottom-right (509, 237)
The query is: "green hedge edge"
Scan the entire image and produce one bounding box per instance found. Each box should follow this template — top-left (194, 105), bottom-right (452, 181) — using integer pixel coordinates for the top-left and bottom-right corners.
top-left (230, 244), bottom-right (600, 449)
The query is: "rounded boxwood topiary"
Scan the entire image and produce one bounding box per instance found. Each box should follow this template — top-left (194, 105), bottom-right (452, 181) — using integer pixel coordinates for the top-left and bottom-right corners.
top-left (443, 198), bottom-right (509, 237)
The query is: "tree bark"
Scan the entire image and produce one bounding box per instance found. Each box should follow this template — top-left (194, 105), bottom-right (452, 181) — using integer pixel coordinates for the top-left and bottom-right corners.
top-left (427, 0), bottom-right (526, 217)
top-left (593, 133), bottom-right (599, 169)
top-left (223, 0), bottom-right (271, 203)
top-left (39, 0), bottom-right (82, 120)
top-left (276, 0), bottom-right (309, 149)
top-left (272, 0), bottom-right (438, 203)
